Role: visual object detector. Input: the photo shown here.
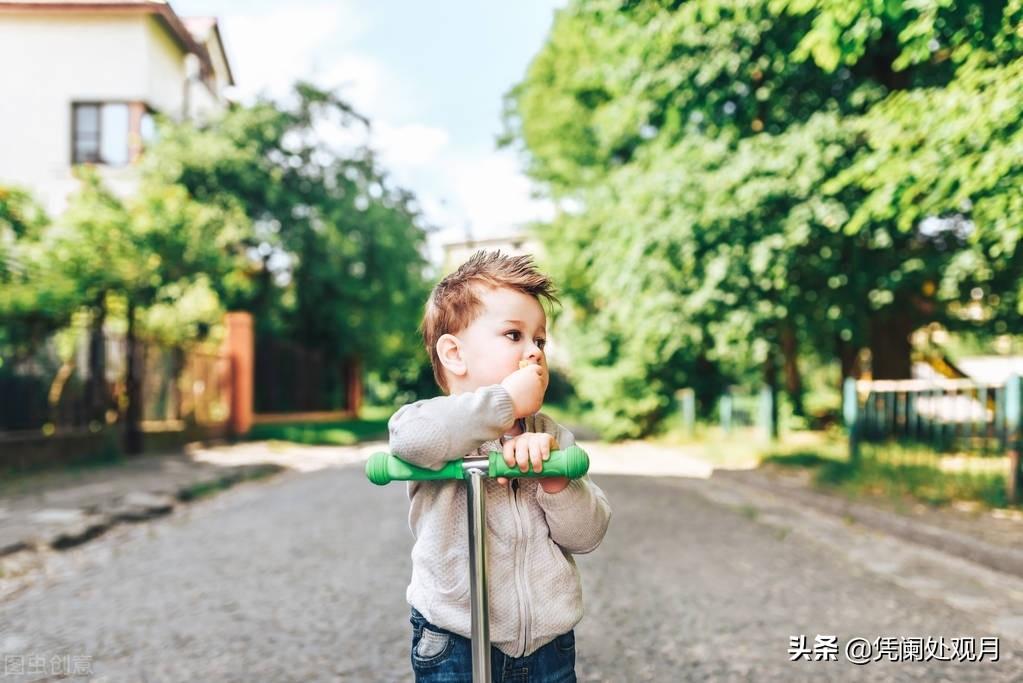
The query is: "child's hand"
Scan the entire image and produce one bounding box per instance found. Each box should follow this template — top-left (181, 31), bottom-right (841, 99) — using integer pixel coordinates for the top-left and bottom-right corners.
top-left (496, 433), bottom-right (569, 493)
top-left (500, 363), bottom-right (547, 419)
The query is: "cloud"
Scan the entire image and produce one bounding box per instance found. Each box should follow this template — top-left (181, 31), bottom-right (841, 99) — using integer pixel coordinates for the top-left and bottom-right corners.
top-left (220, 2), bottom-right (366, 100)
top-left (318, 54), bottom-right (405, 121)
top-left (448, 150), bottom-right (555, 236)
top-left (373, 123), bottom-right (450, 169)
top-left (213, 2), bottom-right (551, 267)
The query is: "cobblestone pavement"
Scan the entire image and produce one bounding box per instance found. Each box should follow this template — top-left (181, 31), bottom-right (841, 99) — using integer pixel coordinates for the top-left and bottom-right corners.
top-left (1, 443), bottom-right (1021, 682)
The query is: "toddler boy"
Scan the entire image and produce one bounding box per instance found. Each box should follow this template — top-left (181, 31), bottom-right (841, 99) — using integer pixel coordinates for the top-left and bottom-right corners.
top-left (389, 250), bottom-right (612, 682)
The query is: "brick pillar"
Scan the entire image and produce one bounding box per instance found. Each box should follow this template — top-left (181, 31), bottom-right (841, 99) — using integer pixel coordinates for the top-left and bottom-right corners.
top-left (224, 312), bottom-right (254, 436)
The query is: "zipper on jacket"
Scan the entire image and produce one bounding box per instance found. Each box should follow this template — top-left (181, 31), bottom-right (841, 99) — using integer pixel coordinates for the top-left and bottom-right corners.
top-left (520, 482), bottom-right (532, 654)
top-left (508, 479), bottom-right (530, 656)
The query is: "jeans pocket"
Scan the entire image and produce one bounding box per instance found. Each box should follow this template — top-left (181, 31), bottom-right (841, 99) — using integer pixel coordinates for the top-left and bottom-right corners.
top-left (413, 626), bottom-right (452, 667)
top-left (554, 630), bottom-right (576, 655)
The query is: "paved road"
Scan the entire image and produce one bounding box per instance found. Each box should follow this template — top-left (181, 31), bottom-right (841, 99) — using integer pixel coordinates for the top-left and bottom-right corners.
top-left (1, 451), bottom-right (1021, 682)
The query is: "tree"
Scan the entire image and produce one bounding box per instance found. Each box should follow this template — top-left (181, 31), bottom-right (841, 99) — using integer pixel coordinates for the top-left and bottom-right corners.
top-left (144, 82), bottom-right (433, 405)
top-left (506, 0), bottom-right (1023, 437)
top-left (0, 186), bottom-right (77, 349)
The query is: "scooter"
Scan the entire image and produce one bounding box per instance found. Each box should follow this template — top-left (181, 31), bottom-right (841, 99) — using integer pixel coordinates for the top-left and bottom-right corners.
top-left (366, 445), bottom-right (590, 683)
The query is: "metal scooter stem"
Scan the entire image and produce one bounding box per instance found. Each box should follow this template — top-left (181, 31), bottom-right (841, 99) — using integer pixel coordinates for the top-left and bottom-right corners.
top-left (463, 457), bottom-right (491, 683)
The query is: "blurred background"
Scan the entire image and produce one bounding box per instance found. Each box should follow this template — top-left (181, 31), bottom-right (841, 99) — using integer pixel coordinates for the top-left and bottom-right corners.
top-left (3, 0), bottom-right (1023, 508)
top-left (2, 0), bottom-right (1023, 679)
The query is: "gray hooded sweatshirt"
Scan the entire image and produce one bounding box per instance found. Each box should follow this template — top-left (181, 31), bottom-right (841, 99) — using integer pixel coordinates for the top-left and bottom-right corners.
top-left (388, 384), bottom-right (612, 657)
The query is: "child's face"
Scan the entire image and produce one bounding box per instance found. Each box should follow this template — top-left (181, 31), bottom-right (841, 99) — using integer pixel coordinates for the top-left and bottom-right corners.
top-left (449, 286), bottom-right (549, 394)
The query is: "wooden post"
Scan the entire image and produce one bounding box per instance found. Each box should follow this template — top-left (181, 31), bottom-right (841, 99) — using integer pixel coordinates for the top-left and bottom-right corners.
top-left (719, 393), bottom-right (733, 434)
top-left (843, 377), bottom-right (859, 462)
top-left (996, 384), bottom-right (1007, 451)
top-left (758, 385), bottom-right (775, 442)
top-left (1006, 374), bottom-right (1021, 504)
top-left (675, 388), bottom-right (695, 438)
top-left (978, 385), bottom-right (988, 453)
top-left (224, 312), bottom-right (254, 437)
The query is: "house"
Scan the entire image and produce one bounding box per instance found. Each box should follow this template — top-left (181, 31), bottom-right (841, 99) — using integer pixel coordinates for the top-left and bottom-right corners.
top-left (0, 0), bottom-right (235, 216)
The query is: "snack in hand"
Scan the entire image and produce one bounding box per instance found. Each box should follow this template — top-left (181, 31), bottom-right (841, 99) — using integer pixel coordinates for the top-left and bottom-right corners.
top-left (519, 360), bottom-right (533, 369)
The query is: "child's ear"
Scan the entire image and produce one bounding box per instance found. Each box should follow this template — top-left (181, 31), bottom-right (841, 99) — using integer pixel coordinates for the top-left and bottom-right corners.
top-left (436, 333), bottom-right (467, 378)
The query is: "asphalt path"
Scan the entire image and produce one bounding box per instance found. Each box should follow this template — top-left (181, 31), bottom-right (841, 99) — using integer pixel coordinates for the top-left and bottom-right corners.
top-left (1, 452), bottom-right (1020, 682)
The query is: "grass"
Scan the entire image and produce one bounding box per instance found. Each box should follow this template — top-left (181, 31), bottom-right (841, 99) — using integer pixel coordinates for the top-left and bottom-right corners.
top-left (652, 424), bottom-right (846, 470)
top-left (761, 437), bottom-right (1013, 510)
top-left (654, 422), bottom-right (1014, 510)
top-left (246, 405), bottom-right (391, 446)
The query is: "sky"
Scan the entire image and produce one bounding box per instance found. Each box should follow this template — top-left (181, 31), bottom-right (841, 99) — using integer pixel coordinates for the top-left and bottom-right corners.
top-left (171, 0), bottom-right (566, 264)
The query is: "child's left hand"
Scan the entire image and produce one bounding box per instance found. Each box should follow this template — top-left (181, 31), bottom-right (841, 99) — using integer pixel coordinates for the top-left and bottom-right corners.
top-left (497, 433), bottom-right (570, 493)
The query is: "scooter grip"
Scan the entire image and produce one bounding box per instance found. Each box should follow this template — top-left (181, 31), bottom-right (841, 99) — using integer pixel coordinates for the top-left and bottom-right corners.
top-left (365, 452), bottom-right (464, 485)
top-left (488, 445), bottom-right (590, 479)
top-left (365, 446), bottom-right (590, 485)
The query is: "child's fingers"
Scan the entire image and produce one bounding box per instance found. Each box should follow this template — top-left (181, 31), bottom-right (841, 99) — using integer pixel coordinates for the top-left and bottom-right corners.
top-left (496, 476), bottom-right (509, 486)
top-left (515, 437), bottom-right (530, 472)
top-left (529, 440), bottom-right (543, 474)
top-left (541, 439), bottom-right (551, 461)
top-left (502, 439), bottom-right (516, 468)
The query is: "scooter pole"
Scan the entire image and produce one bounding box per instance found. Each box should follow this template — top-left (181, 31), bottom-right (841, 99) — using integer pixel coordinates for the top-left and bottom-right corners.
top-left (463, 459), bottom-right (491, 681)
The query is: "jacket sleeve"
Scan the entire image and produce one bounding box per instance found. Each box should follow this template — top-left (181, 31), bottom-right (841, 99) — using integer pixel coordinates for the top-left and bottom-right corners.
top-left (532, 412), bottom-right (612, 554)
top-left (388, 384), bottom-right (517, 471)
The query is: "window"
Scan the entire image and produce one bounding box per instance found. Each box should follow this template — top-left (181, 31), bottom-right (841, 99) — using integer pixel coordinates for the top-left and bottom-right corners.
top-left (139, 111), bottom-right (156, 144)
top-left (72, 102), bottom-right (130, 166)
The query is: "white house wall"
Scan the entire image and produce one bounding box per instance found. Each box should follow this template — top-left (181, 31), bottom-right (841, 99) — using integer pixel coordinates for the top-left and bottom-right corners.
top-left (0, 12), bottom-right (202, 216)
top-left (144, 14), bottom-right (188, 119)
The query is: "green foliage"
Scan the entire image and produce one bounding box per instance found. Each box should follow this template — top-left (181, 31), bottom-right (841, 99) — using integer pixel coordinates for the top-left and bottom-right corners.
top-left (2, 83), bottom-right (433, 405)
top-left (510, 0), bottom-right (1023, 438)
top-left (1, 187), bottom-right (75, 347)
top-left (145, 82), bottom-right (432, 380)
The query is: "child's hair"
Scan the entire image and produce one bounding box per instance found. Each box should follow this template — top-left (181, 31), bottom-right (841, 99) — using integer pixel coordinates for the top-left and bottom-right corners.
top-left (422, 250), bottom-right (560, 393)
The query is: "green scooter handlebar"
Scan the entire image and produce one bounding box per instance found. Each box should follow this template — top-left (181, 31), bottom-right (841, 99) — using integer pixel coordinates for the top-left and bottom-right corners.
top-left (366, 445), bottom-right (589, 485)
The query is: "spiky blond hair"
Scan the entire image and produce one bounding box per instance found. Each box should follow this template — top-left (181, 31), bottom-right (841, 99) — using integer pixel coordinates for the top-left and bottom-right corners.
top-left (422, 250), bottom-right (559, 392)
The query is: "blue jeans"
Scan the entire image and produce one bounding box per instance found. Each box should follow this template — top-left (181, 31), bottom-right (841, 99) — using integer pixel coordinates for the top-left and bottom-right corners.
top-left (410, 607), bottom-right (577, 682)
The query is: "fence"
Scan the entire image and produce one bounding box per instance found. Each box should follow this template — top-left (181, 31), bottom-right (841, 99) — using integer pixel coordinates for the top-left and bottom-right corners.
top-left (0, 331), bottom-right (117, 434)
top-left (139, 343), bottom-right (233, 428)
top-left (0, 328), bottom-right (233, 468)
top-left (253, 336), bottom-right (360, 420)
top-left (843, 375), bottom-right (1023, 501)
top-left (718, 386), bottom-right (774, 437)
top-left (674, 385), bottom-right (775, 440)
top-left (1, 311), bottom-right (364, 468)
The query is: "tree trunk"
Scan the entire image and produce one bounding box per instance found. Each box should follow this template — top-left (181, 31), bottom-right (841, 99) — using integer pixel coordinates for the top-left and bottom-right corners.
top-left (763, 344), bottom-right (780, 440)
top-left (124, 300), bottom-right (143, 454)
top-left (837, 335), bottom-right (859, 382)
top-left (346, 355), bottom-right (362, 417)
top-left (780, 324), bottom-right (804, 417)
top-left (868, 312), bottom-right (914, 380)
top-left (85, 296), bottom-right (109, 425)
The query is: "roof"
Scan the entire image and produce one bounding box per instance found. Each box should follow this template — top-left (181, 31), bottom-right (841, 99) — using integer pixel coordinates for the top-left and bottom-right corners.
top-left (0, 0), bottom-right (234, 87)
top-left (181, 15), bottom-right (234, 86)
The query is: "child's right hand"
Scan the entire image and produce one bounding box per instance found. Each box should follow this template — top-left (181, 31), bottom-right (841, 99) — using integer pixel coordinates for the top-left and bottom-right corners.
top-left (500, 363), bottom-right (546, 419)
